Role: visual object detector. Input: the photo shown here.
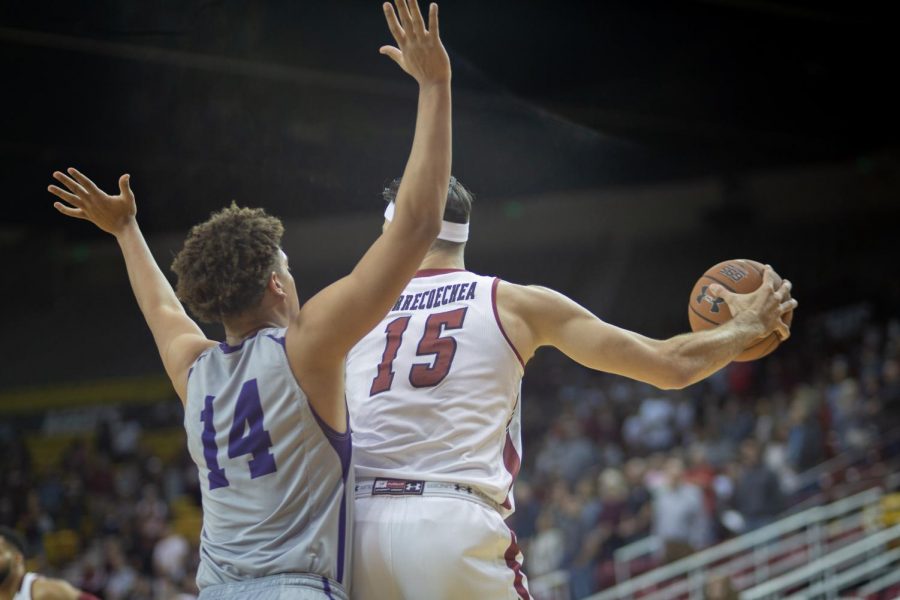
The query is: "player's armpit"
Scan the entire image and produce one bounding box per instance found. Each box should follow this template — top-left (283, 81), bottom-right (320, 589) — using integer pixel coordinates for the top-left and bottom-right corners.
top-left (160, 328), bottom-right (217, 402)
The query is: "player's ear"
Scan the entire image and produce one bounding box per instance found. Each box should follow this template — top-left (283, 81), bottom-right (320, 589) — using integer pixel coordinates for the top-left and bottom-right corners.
top-left (268, 271), bottom-right (286, 297)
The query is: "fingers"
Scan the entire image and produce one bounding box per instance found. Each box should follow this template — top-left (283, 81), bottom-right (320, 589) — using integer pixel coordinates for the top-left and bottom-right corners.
top-left (406, 0), bottom-right (426, 34)
top-left (53, 202), bottom-right (88, 220)
top-left (775, 318), bottom-right (791, 342)
top-left (773, 279), bottom-right (793, 303)
top-left (52, 170), bottom-right (87, 197)
top-left (118, 173), bottom-right (133, 198)
top-left (379, 45), bottom-right (404, 66)
top-left (47, 184), bottom-right (82, 206)
top-left (66, 167), bottom-right (100, 195)
top-left (428, 2), bottom-right (439, 36)
top-left (394, 0), bottom-right (414, 33)
top-left (761, 264), bottom-right (778, 291)
top-left (382, 2), bottom-right (405, 43)
top-left (780, 298), bottom-right (799, 314)
top-left (706, 283), bottom-right (734, 303)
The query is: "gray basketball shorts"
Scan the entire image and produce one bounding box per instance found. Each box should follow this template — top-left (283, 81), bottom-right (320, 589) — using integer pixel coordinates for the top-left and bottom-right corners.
top-left (198, 573), bottom-right (348, 600)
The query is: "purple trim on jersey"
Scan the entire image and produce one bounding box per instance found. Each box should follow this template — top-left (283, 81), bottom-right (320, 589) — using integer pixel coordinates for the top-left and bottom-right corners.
top-left (307, 402), bottom-right (352, 583)
top-left (336, 489), bottom-right (348, 583)
top-left (413, 268), bottom-right (465, 278)
top-left (267, 327), bottom-right (350, 584)
top-left (265, 333), bottom-right (286, 347)
top-left (309, 407), bottom-right (352, 476)
top-left (188, 352), bottom-right (210, 381)
top-left (491, 278), bottom-right (526, 368)
top-left (218, 331), bottom-right (261, 354)
top-left (322, 576), bottom-right (334, 599)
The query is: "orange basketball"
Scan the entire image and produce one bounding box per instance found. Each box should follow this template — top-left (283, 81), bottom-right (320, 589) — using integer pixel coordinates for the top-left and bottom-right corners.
top-left (688, 259), bottom-right (792, 361)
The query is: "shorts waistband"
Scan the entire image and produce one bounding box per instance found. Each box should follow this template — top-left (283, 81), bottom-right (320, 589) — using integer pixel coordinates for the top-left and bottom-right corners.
top-left (198, 573), bottom-right (347, 600)
top-left (354, 477), bottom-right (502, 512)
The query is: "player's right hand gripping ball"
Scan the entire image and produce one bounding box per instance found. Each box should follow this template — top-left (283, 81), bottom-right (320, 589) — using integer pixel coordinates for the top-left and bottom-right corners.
top-left (688, 259), bottom-right (793, 361)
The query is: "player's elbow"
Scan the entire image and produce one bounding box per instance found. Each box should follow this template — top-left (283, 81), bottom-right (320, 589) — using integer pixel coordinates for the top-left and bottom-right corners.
top-left (653, 374), bottom-right (689, 391)
top-left (391, 207), bottom-right (442, 243)
top-left (405, 215), bottom-right (442, 246)
top-left (651, 357), bottom-right (694, 390)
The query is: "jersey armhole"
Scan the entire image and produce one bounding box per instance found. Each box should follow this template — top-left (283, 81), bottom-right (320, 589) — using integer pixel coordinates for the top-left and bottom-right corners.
top-left (491, 278), bottom-right (526, 370)
top-left (271, 329), bottom-right (352, 477)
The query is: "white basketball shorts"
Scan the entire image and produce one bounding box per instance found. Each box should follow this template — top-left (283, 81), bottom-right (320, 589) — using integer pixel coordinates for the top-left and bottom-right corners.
top-left (352, 481), bottom-right (531, 600)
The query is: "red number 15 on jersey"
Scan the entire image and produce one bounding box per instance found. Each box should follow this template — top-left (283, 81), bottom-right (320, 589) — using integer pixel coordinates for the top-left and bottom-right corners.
top-left (369, 307), bottom-right (468, 396)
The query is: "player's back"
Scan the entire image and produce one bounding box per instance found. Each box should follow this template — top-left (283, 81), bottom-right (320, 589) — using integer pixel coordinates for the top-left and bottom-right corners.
top-left (346, 269), bottom-right (524, 513)
top-left (184, 328), bottom-right (352, 591)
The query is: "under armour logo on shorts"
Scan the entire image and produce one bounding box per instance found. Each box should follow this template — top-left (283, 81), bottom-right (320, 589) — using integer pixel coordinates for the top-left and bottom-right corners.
top-left (372, 478), bottom-right (426, 496)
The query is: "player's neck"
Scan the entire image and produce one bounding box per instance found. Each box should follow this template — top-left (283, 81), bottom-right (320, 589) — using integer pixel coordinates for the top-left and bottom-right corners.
top-left (222, 313), bottom-right (287, 346)
top-left (419, 248), bottom-right (465, 271)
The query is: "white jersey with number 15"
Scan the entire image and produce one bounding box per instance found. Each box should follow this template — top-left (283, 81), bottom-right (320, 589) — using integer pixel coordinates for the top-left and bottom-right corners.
top-left (345, 269), bottom-right (525, 515)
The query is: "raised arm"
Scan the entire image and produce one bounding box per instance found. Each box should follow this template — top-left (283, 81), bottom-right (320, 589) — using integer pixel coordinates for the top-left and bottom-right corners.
top-left (498, 267), bottom-right (798, 390)
top-left (291, 0), bottom-right (451, 362)
top-left (48, 169), bottom-right (214, 402)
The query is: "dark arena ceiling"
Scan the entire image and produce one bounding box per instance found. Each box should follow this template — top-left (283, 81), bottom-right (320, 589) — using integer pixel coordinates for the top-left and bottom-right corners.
top-left (1, 0), bottom-right (897, 238)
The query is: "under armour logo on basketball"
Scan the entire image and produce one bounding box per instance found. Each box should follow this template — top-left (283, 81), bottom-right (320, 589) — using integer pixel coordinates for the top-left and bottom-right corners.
top-left (697, 285), bottom-right (725, 313)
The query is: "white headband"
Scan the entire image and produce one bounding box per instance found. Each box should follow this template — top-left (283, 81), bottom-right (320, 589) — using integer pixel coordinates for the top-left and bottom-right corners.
top-left (384, 202), bottom-right (469, 243)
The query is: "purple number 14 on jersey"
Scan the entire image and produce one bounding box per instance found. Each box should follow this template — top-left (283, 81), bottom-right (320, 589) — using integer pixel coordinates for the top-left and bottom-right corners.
top-left (199, 378), bottom-right (278, 490)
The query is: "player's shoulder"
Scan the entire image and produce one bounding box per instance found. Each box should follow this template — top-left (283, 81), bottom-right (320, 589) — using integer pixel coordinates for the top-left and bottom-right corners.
top-left (31, 574), bottom-right (85, 600)
top-left (496, 280), bottom-right (565, 309)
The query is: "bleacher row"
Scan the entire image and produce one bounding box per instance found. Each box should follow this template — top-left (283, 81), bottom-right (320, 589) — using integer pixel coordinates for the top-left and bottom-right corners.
top-left (531, 486), bottom-right (900, 600)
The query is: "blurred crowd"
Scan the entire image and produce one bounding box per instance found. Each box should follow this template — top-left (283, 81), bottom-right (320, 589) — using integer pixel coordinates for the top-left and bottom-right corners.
top-left (511, 311), bottom-right (900, 596)
top-left (1, 410), bottom-right (202, 599)
top-left (1, 309), bottom-right (899, 599)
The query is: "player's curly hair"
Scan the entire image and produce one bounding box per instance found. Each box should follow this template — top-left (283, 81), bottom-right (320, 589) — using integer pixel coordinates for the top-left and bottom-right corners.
top-left (171, 203), bottom-right (284, 323)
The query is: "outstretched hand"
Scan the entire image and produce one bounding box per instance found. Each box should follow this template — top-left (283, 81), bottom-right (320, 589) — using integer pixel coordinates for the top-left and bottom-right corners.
top-left (380, 1), bottom-right (450, 86)
top-left (48, 168), bottom-right (137, 237)
top-left (709, 266), bottom-right (798, 341)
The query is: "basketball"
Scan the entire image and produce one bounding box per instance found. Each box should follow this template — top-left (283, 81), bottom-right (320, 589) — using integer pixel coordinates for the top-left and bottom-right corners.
top-left (688, 259), bottom-right (793, 361)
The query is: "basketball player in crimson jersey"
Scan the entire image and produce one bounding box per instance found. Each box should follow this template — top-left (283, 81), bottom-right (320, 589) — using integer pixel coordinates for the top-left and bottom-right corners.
top-left (46, 2), bottom-right (451, 597)
top-left (0, 527), bottom-right (98, 600)
top-left (345, 179), bottom-right (797, 599)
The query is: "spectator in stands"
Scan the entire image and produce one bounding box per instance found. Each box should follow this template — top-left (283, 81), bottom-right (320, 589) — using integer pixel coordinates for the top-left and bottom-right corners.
top-left (103, 539), bottom-right (137, 600)
top-left (152, 524), bottom-right (190, 584)
top-left (719, 396), bottom-right (755, 449)
top-left (733, 439), bottom-right (783, 531)
top-left (764, 422), bottom-right (799, 495)
top-left (704, 574), bottom-right (739, 600)
top-left (527, 509), bottom-right (566, 578)
top-left (881, 357), bottom-right (900, 411)
top-left (684, 444), bottom-right (718, 533)
top-left (652, 457), bottom-right (709, 562)
top-left (535, 415), bottom-right (597, 484)
top-left (507, 480), bottom-right (540, 541)
top-left (786, 387), bottom-right (825, 472)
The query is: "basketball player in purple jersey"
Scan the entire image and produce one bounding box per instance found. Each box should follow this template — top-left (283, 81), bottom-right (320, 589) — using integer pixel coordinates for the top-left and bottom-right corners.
top-left (46, 2), bottom-right (452, 597)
